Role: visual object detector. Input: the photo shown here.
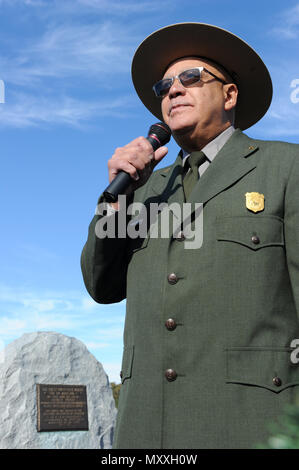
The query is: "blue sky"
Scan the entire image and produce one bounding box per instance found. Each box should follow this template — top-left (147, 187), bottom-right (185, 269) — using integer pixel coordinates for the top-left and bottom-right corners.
top-left (1, 0), bottom-right (299, 383)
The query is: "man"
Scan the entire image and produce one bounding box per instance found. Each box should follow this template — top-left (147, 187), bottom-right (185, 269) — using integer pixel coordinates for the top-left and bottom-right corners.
top-left (81, 23), bottom-right (299, 449)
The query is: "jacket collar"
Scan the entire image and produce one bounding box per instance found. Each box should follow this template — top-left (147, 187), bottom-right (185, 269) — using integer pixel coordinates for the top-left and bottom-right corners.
top-left (150, 128), bottom-right (259, 206)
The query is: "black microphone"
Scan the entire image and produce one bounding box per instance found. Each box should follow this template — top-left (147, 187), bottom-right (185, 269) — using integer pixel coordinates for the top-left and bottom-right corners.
top-left (103, 122), bottom-right (171, 203)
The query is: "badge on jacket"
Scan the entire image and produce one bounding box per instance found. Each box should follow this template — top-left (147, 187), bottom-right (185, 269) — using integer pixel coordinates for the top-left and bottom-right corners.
top-left (245, 192), bottom-right (265, 213)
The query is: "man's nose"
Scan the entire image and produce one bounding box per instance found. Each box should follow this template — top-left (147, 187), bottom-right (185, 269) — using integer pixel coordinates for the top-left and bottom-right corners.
top-left (168, 77), bottom-right (186, 98)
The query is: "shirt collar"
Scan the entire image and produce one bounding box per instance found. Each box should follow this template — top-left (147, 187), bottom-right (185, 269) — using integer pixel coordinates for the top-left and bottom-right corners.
top-left (181, 125), bottom-right (235, 166)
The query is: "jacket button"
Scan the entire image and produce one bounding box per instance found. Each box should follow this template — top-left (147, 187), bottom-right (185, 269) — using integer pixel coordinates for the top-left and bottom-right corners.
top-left (273, 376), bottom-right (282, 387)
top-left (165, 369), bottom-right (177, 381)
top-left (251, 235), bottom-right (260, 244)
top-left (120, 371), bottom-right (123, 379)
top-left (165, 318), bottom-right (177, 330)
top-left (168, 273), bottom-right (178, 284)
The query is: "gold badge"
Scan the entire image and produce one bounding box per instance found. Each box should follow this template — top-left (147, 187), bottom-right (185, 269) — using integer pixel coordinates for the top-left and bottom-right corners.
top-left (245, 192), bottom-right (265, 213)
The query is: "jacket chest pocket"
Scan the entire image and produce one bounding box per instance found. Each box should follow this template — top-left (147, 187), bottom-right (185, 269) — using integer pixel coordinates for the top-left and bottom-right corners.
top-left (216, 215), bottom-right (284, 250)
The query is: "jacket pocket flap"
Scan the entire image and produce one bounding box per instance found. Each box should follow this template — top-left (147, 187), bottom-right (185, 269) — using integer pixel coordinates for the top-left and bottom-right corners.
top-left (225, 347), bottom-right (299, 393)
top-left (120, 345), bottom-right (134, 384)
top-left (217, 215), bottom-right (284, 250)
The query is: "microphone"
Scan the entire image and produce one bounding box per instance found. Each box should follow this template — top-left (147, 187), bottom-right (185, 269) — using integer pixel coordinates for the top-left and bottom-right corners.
top-left (103, 122), bottom-right (171, 203)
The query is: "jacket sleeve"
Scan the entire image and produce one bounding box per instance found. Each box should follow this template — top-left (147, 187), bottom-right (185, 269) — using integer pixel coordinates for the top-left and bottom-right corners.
top-left (80, 196), bottom-right (131, 304)
top-left (284, 150), bottom-right (299, 318)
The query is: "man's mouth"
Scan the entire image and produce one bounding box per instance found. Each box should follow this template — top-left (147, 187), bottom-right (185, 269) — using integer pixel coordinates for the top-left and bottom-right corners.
top-left (169, 103), bottom-right (189, 115)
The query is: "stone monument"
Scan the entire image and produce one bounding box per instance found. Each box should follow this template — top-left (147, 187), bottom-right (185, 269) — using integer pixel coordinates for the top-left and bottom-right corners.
top-left (0, 331), bottom-right (117, 449)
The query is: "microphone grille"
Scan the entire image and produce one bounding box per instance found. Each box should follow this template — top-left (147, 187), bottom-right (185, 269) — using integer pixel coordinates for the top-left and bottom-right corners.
top-left (148, 122), bottom-right (171, 146)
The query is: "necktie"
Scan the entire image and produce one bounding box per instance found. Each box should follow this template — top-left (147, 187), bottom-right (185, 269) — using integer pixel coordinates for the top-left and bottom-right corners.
top-left (183, 151), bottom-right (206, 200)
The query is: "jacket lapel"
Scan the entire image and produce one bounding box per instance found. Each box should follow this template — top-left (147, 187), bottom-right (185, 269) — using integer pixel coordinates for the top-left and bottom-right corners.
top-left (187, 129), bottom-right (259, 206)
top-left (150, 150), bottom-right (185, 205)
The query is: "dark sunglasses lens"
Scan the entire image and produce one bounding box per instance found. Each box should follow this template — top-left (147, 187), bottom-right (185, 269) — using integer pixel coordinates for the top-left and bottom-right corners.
top-left (154, 78), bottom-right (173, 97)
top-left (180, 68), bottom-right (201, 86)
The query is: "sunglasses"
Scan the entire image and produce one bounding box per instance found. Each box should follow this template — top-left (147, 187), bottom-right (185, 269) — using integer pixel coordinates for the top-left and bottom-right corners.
top-left (152, 66), bottom-right (228, 98)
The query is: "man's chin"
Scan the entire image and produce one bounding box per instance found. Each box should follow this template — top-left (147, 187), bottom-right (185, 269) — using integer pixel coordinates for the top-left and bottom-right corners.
top-left (170, 122), bottom-right (195, 137)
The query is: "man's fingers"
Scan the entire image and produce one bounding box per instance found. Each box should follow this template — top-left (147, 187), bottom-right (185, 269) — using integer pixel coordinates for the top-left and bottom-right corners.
top-left (153, 146), bottom-right (168, 164)
top-left (108, 139), bottom-right (169, 194)
top-left (108, 160), bottom-right (139, 183)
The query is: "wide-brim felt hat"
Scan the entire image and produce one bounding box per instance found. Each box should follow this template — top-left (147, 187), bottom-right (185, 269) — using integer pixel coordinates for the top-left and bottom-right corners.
top-left (131, 23), bottom-right (272, 130)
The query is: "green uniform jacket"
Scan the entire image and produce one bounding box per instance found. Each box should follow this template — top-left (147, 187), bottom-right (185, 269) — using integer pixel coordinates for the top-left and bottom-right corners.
top-left (81, 129), bottom-right (299, 449)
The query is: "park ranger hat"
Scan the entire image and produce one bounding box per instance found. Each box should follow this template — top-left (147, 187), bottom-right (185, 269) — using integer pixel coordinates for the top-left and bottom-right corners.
top-left (131, 22), bottom-right (273, 130)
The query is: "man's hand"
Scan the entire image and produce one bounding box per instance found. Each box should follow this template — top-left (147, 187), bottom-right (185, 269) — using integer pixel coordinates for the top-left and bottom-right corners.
top-left (107, 137), bottom-right (168, 209)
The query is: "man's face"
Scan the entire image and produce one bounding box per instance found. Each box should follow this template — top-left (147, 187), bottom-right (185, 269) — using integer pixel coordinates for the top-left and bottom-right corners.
top-left (160, 57), bottom-right (234, 140)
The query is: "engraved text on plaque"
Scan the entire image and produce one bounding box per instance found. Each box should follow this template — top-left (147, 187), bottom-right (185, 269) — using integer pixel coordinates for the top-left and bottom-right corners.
top-left (36, 384), bottom-right (89, 432)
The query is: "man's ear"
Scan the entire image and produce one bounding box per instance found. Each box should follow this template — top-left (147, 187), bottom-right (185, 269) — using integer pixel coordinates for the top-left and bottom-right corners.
top-left (224, 83), bottom-right (238, 111)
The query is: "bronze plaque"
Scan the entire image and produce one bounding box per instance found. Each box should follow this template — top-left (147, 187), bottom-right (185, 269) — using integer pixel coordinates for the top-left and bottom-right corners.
top-left (36, 384), bottom-right (89, 432)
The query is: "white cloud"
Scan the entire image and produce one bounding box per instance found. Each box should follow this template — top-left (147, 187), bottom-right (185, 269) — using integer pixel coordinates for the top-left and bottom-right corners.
top-left (0, 0), bottom-right (44, 4)
top-left (271, 3), bottom-right (299, 39)
top-left (24, 22), bottom-right (134, 79)
top-left (0, 19), bottom-right (139, 127)
top-left (0, 92), bottom-right (135, 128)
top-left (0, 283), bottom-right (125, 382)
top-left (34, 312), bottom-right (79, 330)
top-left (1, 21), bottom-right (135, 87)
top-left (253, 101), bottom-right (299, 137)
top-left (0, 282), bottom-right (125, 341)
top-left (0, 284), bottom-right (77, 318)
top-left (81, 297), bottom-right (99, 310)
top-left (0, 0), bottom-right (168, 13)
top-left (0, 317), bottom-right (27, 334)
top-left (93, 327), bottom-right (124, 340)
top-left (23, 299), bottom-right (56, 312)
top-left (76, 0), bottom-right (169, 14)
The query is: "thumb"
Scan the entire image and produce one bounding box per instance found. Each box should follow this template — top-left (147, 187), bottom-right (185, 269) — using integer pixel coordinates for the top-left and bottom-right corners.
top-left (153, 146), bottom-right (168, 165)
